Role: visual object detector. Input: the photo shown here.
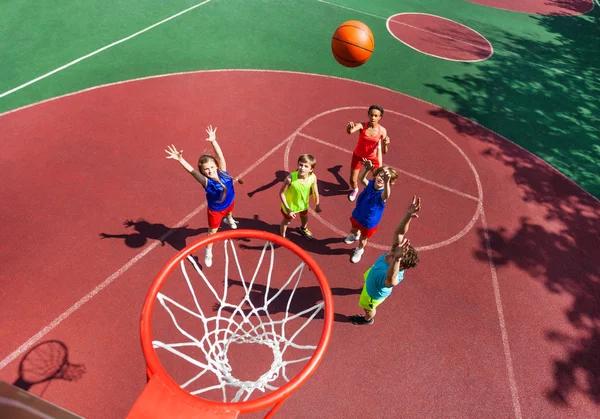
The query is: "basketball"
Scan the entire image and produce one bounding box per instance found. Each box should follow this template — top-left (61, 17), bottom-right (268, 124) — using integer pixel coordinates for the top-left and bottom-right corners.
top-left (331, 21), bottom-right (374, 68)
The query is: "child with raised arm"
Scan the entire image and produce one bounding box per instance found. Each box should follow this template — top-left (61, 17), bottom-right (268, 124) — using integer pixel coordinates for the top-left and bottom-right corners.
top-left (345, 158), bottom-right (398, 263)
top-left (280, 154), bottom-right (322, 240)
top-left (165, 125), bottom-right (238, 267)
top-left (349, 196), bottom-right (421, 326)
top-left (346, 105), bottom-right (391, 201)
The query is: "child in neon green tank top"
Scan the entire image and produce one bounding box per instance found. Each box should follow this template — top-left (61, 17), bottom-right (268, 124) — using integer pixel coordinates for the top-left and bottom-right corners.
top-left (280, 154), bottom-right (322, 239)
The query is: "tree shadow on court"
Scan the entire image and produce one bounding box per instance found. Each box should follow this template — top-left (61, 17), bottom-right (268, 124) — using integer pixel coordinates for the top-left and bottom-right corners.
top-left (13, 340), bottom-right (86, 396)
top-left (215, 279), bottom-right (360, 323)
top-left (99, 218), bottom-right (206, 251)
top-left (473, 211), bottom-right (599, 406)
top-left (426, 12), bottom-right (600, 407)
top-left (426, 12), bottom-right (599, 198)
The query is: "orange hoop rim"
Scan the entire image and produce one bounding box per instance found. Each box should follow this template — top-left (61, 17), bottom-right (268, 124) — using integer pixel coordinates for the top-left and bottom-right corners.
top-left (140, 229), bottom-right (334, 414)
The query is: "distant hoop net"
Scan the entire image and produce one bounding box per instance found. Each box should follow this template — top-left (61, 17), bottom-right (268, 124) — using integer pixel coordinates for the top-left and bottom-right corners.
top-left (128, 230), bottom-right (334, 418)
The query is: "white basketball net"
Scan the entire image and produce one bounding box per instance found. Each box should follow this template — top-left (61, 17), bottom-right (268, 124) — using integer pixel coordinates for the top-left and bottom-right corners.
top-left (152, 238), bottom-right (325, 403)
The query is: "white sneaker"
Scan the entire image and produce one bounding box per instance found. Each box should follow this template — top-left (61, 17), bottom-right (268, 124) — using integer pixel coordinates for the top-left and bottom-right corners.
top-left (351, 247), bottom-right (364, 263)
top-left (204, 251), bottom-right (213, 267)
top-left (223, 217), bottom-right (239, 229)
top-left (348, 189), bottom-right (359, 202)
top-left (344, 232), bottom-right (360, 244)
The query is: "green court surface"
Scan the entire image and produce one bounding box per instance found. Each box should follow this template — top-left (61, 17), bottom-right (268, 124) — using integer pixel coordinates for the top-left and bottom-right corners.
top-left (1, 0), bottom-right (598, 197)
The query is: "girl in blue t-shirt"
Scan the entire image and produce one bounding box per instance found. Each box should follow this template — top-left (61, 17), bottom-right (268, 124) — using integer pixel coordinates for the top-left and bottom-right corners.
top-left (344, 158), bottom-right (398, 263)
top-left (165, 125), bottom-right (239, 267)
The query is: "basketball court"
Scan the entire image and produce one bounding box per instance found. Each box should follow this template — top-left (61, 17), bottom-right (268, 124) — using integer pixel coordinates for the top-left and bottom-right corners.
top-left (1, 1), bottom-right (599, 418)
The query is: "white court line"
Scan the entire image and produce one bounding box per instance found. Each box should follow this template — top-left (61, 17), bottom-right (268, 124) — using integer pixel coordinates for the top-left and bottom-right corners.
top-left (0, 132), bottom-right (296, 370)
top-left (297, 132), bottom-right (479, 201)
top-left (480, 207), bottom-right (523, 419)
top-left (0, 0), bottom-right (215, 99)
top-left (318, 0), bottom-right (387, 20)
top-left (388, 16), bottom-right (492, 51)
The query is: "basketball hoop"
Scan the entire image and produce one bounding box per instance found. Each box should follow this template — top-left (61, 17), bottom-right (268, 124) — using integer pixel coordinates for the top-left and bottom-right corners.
top-left (128, 230), bottom-right (334, 418)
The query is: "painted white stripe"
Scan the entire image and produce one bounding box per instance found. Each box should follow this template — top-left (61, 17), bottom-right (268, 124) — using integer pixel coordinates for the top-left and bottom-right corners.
top-left (0, 0), bottom-right (215, 99)
top-left (297, 132), bottom-right (479, 201)
top-left (286, 106), bottom-right (483, 251)
top-left (0, 132), bottom-right (295, 370)
top-left (386, 13), bottom-right (493, 63)
top-left (1, 69), bottom-right (596, 203)
top-left (388, 16), bottom-right (493, 51)
top-left (317, 0), bottom-right (387, 20)
top-left (480, 207), bottom-right (522, 419)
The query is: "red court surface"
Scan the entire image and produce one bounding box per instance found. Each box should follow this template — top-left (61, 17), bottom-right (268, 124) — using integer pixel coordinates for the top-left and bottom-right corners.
top-left (466, 0), bottom-right (594, 15)
top-left (386, 13), bottom-right (493, 62)
top-left (1, 70), bottom-right (598, 418)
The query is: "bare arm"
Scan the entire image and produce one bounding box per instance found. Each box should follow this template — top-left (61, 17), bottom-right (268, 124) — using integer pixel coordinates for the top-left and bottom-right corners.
top-left (165, 144), bottom-right (208, 188)
top-left (312, 175), bottom-right (322, 212)
top-left (205, 125), bottom-right (227, 171)
top-left (279, 175), bottom-right (295, 217)
top-left (392, 196), bottom-right (421, 247)
top-left (377, 140), bottom-right (383, 167)
top-left (384, 238), bottom-right (411, 287)
top-left (358, 158), bottom-right (372, 187)
top-left (346, 121), bottom-right (364, 134)
top-left (380, 169), bottom-right (392, 202)
top-left (381, 127), bottom-right (389, 155)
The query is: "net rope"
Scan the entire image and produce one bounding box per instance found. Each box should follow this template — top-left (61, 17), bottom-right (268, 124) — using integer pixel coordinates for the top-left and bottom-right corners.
top-left (152, 239), bottom-right (325, 403)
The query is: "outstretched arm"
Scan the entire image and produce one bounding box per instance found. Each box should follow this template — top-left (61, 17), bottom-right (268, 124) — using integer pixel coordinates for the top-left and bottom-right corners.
top-left (384, 238), bottom-right (411, 287)
top-left (380, 169), bottom-right (392, 202)
top-left (165, 144), bottom-right (208, 188)
top-left (346, 121), bottom-right (363, 134)
top-left (392, 195), bottom-right (421, 247)
top-left (205, 125), bottom-right (227, 171)
top-left (359, 158), bottom-right (373, 187)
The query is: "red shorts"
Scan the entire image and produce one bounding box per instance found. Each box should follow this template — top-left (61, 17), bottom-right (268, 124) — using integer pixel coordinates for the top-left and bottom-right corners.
top-left (281, 207), bottom-right (308, 220)
top-left (207, 202), bottom-right (235, 229)
top-left (350, 216), bottom-right (378, 239)
top-left (350, 152), bottom-right (380, 171)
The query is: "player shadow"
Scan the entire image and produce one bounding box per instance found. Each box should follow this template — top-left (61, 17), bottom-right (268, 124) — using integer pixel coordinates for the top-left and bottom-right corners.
top-left (246, 166), bottom-right (350, 199)
top-left (318, 165), bottom-right (351, 196)
top-left (247, 170), bottom-right (288, 197)
top-left (99, 218), bottom-right (207, 251)
top-left (13, 340), bottom-right (86, 397)
top-left (215, 279), bottom-right (360, 323)
top-left (233, 216), bottom-right (353, 258)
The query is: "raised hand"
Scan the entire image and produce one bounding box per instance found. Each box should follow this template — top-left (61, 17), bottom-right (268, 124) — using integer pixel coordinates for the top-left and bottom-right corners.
top-left (205, 125), bottom-right (217, 142)
top-left (383, 135), bottom-right (390, 146)
top-left (165, 144), bottom-right (183, 161)
top-left (393, 238), bottom-right (411, 260)
top-left (407, 195), bottom-right (422, 218)
top-left (360, 157), bottom-right (374, 171)
top-left (347, 121), bottom-right (355, 130)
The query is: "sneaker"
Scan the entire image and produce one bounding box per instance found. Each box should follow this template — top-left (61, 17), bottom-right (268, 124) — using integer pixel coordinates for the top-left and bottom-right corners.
top-left (299, 226), bottom-right (313, 240)
top-left (344, 232), bottom-right (360, 244)
top-left (223, 217), bottom-right (239, 229)
top-left (348, 189), bottom-right (359, 202)
top-left (204, 251), bottom-right (213, 267)
top-left (349, 315), bottom-right (374, 326)
top-left (350, 247), bottom-right (364, 263)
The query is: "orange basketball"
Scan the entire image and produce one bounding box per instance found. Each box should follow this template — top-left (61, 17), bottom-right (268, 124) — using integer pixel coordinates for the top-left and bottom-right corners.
top-left (331, 21), bottom-right (374, 68)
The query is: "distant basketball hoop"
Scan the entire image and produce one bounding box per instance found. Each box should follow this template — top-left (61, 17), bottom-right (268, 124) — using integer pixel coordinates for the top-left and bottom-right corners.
top-left (127, 230), bottom-right (334, 418)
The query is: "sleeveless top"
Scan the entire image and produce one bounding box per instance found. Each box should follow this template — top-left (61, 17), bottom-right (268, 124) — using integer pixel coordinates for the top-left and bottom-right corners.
top-left (352, 180), bottom-right (386, 228)
top-left (353, 123), bottom-right (381, 160)
top-left (282, 171), bottom-right (315, 213)
top-left (205, 171), bottom-right (235, 211)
